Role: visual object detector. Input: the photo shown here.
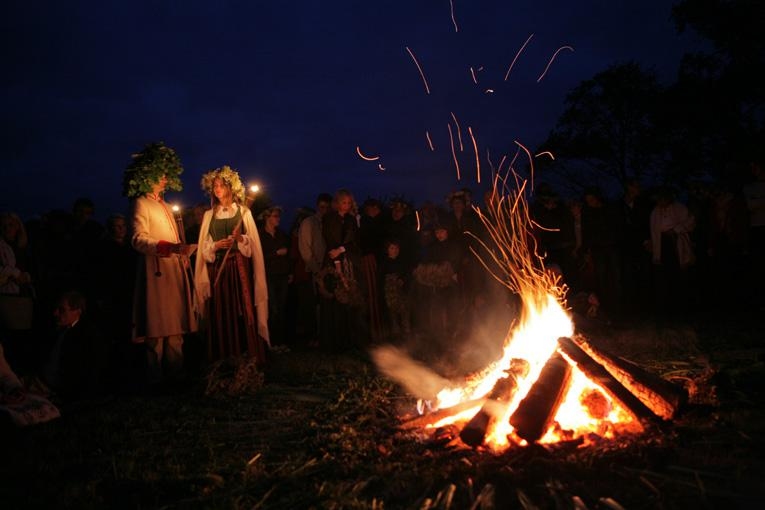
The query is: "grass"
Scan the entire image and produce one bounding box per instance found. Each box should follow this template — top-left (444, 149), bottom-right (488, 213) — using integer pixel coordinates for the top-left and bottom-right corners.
top-left (2, 310), bottom-right (765, 509)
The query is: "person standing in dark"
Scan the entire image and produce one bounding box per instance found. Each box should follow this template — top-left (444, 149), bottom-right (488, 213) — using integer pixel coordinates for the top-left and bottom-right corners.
top-left (320, 189), bottom-right (366, 351)
top-left (91, 214), bottom-right (139, 392)
top-left (618, 179), bottom-right (652, 317)
top-left (378, 238), bottom-right (411, 342)
top-left (412, 219), bottom-right (463, 344)
top-left (531, 184), bottom-right (576, 275)
top-left (581, 187), bottom-right (624, 319)
top-left (258, 206), bottom-right (292, 346)
top-left (297, 193), bottom-right (332, 347)
top-left (286, 207), bottom-right (315, 347)
top-left (72, 198), bottom-right (105, 301)
top-left (384, 198), bottom-right (418, 275)
top-left (359, 198), bottom-right (386, 342)
top-left (648, 186), bottom-right (696, 320)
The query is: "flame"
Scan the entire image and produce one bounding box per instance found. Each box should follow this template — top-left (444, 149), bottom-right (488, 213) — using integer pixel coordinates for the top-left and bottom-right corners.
top-left (374, 175), bottom-right (642, 450)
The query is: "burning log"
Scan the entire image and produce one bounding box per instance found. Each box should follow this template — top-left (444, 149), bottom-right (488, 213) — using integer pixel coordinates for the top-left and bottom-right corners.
top-left (571, 335), bottom-right (688, 419)
top-left (557, 337), bottom-right (659, 423)
top-left (399, 398), bottom-right (485, 430)
top-left (509, 352), bottom-right (572, 443)
top-left (459, 358), bottom-right (530, 447)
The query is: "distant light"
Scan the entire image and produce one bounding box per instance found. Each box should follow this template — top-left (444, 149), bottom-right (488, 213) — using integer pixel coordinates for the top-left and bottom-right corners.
top-left (250, 185), bottom-right (260, 193)
top-left (171, 204), bottom-right (181, 213)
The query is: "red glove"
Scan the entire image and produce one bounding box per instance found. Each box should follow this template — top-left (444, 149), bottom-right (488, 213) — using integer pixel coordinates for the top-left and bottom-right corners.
top-left (157, 240), bottom-right (174, 257)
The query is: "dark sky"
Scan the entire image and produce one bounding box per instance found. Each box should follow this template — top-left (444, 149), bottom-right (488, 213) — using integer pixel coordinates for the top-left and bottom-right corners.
top-left (2, 0), bottom-right (705, 222)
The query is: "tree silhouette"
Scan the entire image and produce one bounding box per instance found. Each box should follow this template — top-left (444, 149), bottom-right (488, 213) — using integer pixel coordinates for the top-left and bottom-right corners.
top-left (540, 62), bottom-right (665, 194)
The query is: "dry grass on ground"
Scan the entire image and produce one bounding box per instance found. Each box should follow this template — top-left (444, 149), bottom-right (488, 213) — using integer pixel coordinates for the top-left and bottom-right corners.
top-left (1, 312), bottom-right (764, 509)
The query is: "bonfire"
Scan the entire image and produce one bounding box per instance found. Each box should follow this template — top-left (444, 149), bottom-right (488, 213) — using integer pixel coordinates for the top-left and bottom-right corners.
top-left (373, 177), bottom-right (686, 451)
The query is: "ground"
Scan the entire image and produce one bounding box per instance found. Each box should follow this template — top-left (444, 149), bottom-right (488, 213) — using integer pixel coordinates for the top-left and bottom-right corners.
top-left (1, 309), bottom-right (764, 509)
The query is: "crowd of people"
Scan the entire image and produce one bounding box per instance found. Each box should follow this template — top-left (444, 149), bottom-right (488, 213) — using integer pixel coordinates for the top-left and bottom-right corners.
top-left (2, 142), bottom-right (764, 425)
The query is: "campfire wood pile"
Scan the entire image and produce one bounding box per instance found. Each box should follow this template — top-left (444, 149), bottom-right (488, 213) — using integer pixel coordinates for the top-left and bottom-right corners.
top-left (403, 334), bottom-right (688, 447)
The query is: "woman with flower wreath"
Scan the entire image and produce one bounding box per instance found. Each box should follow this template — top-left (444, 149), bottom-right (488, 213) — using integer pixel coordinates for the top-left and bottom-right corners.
top-left (193, 166), bottom-right (269, 364)
top-left (123, 142), bottom-right (197, 385)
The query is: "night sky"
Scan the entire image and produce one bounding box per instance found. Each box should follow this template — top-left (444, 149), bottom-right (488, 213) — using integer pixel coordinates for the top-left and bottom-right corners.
top-left (2, 1), bottom-right (705, 222)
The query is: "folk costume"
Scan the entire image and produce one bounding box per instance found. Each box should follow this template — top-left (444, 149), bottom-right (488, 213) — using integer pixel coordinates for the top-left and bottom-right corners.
top-left (193, 167), bottom-right (269, 364)
top-left (123, 142), bottom-right (196, 384)
top-left (131, 194), bottom-right (197, 380)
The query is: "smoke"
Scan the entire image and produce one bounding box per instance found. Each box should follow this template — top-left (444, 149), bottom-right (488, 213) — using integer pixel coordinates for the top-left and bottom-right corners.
top-left (370, 345), bottom-right (452, 400)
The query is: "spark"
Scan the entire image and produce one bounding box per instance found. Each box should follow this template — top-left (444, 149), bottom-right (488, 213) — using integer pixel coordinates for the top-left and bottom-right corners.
top-left (504, 33), bottom-right (534, 81)
top-left (486, 148), bottom-right (495, 175)
top-left (469, 126), bottom-right (481, 184)
top-left (415, 210), bottom-right (421, 231)
top-left (425, 130), bottom-right (435, 151)
top-left (485, 89), bottom-right (494, 93)
top-left (509, 145), bottom-right (521, 171)
top-left (470, 66), bottom-right (478, 84)
top-left (535, 151), bottom-right (555, 160)
top-left (406, 46), bottom-right (431, 95)
top-left (356, 146), bottom-right (380, 161)
top-left (537, 45), bottom-right (574, 83)
top-left (378, 163), bottom-right (386, 171)
top-left (447, 123), bottom-right (461, 181)
top-left (449, 0), bottom-right (459, 32)
top-left (497, 154), bottom-right (508, 175)
top-left (514, 140), bottom-right (536, 190)
top-left (450, 111), bottom-right (464, 151)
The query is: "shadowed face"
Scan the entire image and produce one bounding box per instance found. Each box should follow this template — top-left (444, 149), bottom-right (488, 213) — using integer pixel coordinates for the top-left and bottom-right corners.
top-left (54, 300), bottom-right (81, 328)
top-left (0, 216), bottom-right (19, 242)
top-left (266, 210), bottom-right (281, 229)
top-left (316, 200), bottom-right (331, 218)
top-left (151, 175), bottom-right (168, 195)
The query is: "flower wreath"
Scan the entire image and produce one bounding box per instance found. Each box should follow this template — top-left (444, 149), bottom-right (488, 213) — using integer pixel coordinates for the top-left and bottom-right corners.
top-left (315, 263), bottom-right (364, 307)
top-left (200, 165), bottom-right (246, 204)
top-left (122, 142), bottom-right (184, 199)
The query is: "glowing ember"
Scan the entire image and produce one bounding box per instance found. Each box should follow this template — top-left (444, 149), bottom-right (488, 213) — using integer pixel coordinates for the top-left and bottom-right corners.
top-left (449, 112), bottom-right (464, 151)
top-left (356, 146), bottom-right (380, 161)
top-left (425, 130), bottom-right (435, 151)
top-left (405, 46), bottom-right (431, 95)
top-left (447, 123), bottom-right (461, 180)
top-left (534, 150), bottom-right (555, 160)
top-left (468, 126), bottom-right (480, 183)
top-left (504, 33), bottom-right (534, 81)
top-left (537, 45), bottom-right (574, 83)
top-left (449, 0), bottom-right (459, 33)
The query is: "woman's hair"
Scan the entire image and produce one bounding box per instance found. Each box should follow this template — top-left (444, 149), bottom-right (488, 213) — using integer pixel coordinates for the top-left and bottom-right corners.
top-left (200, 165), bottom-right (246, 206)
top-left (0, 212), bottom-right (28, 249)
top-left (333, 188), bottom-right (358, 215)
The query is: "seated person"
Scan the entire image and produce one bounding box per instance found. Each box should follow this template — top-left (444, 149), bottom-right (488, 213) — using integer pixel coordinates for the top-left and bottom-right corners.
top-left (38, 290), bottom-right (108, 401)
top-left (1, 342), bottom-right (60, 427)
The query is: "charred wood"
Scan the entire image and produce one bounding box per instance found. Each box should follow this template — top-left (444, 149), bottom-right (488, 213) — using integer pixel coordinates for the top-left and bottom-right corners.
top-left (399, 398), bottom-right (485, 430)
top-left (459, 359), bottom-right (530, 447)
top-left (557, 337), bottom-right (659, 423)
top-left (572, 334), bottom-right (688, 419)
top-left (509, 352), bottom-right (572, 443)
